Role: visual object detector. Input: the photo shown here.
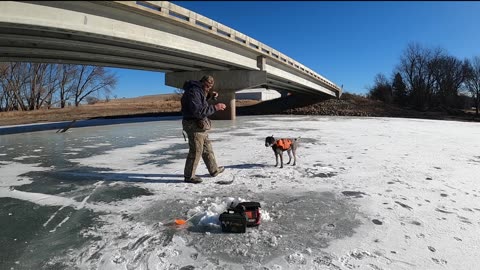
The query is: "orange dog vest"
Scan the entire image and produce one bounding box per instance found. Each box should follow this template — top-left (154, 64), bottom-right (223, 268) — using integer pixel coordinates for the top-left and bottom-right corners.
top-left (275, 139), bottom-right (292, 151)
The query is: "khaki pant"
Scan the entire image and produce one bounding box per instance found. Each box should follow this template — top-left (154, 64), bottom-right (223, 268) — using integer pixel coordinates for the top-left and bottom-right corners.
top-left (182, 119), bottom-right (219, 178)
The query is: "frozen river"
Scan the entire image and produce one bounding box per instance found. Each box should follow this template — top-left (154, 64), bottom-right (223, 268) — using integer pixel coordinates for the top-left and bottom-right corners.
top-left (1, 115), bottom-right (479, 269)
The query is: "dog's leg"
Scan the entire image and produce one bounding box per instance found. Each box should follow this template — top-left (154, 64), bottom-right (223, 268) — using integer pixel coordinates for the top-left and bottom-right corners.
top-left (292, 147), bottom-right (296, 166)
top-left (273, 149), bottom-right (279, 167)
top-left (279, 152), bottom-right (284, 168)
top-left (286, 149), bottom-right (292, 165)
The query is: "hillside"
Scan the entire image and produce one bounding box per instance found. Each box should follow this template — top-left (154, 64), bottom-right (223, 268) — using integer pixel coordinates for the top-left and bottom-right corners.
top-left (0, 94), bottom-right (258, 126)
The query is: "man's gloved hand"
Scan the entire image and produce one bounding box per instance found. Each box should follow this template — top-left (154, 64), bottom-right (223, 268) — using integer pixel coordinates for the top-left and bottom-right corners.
top-left (208, 91), bottom-right (219, 101)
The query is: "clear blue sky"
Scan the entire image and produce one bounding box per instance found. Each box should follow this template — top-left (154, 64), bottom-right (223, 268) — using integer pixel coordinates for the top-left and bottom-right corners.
top-left (109, 1), bottom-right (480, 98)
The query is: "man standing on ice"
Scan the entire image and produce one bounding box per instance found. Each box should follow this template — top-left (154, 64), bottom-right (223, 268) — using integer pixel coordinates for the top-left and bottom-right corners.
top-left (181, 75), bottom-right (226, 183)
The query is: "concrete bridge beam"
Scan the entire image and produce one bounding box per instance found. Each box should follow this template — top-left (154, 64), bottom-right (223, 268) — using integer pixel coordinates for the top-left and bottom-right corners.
top-left (165, 70), bottom-right (267, 120)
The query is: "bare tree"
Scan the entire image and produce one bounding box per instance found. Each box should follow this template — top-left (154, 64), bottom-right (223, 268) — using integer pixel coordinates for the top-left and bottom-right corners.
top-left (71, 65), bottom-right (117, 106)
top-left (21, 63), bottom-right (46, 110)
top-left (58, 64), bottom-right (77, 108)
top-left (465, 56), bottom-right (480, 115)
top-left (0, 63), bottom-right (8, 111)
top-left (3, 63), bottom-right (30, 111)
top-left (429, 55), bottom-right (466, 108)
top-left (367, 73), bottom-right (393, 103)
top-left (39, 64), bottom-right (61, 109)
top-left (0, 63), bottom-right (118, 111)
top-left (2, 63), bottom-right (51, 111)
top-left (396, 43), bottom-right (443, 110)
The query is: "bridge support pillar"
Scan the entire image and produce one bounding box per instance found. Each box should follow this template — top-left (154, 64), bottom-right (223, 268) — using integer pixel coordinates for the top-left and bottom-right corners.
top-left (165, 70), bottom-right (267, 120)
top-left (211, 90), bottom-right (236, 120)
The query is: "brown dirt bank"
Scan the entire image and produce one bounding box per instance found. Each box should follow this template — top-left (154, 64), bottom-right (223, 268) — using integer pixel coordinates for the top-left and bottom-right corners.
top-left (238, 93), bottom-right (480, 123)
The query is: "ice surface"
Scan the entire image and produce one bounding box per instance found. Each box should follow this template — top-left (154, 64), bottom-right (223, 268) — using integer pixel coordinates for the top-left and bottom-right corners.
top-left (1, 115), bottom-right (480, 269)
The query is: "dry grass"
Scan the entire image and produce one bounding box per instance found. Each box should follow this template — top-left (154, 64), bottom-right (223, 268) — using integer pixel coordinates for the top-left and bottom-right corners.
top-left (0, 94), bottom-right (260, 126)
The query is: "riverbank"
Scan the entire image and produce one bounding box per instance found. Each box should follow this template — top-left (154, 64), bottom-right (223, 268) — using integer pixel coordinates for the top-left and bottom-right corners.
top-left (1, 93), bottom-right (478, 131)
top-left (238, 92), bottom-right (480, 123)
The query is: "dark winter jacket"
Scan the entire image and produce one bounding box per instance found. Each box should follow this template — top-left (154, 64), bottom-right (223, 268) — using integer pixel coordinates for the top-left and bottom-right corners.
top-left (181, 80), bottom-right (216, 120)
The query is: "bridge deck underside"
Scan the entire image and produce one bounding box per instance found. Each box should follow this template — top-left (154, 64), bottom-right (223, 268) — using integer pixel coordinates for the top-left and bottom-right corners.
top-left (0, 1), bottom-right (340, 97)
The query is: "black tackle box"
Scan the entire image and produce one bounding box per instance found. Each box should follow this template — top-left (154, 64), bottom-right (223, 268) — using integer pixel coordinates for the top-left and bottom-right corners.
top-left (219, 202), bottom-right (262, 233)
top-left (219, 209), bottom-right (247, 233)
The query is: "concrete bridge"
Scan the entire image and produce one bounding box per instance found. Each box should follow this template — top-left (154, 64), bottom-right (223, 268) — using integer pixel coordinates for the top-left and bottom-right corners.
top-left (0, 1), bottom-right (342, 119)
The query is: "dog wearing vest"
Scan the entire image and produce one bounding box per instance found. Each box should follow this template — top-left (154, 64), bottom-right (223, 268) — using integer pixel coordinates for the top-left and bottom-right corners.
top-left (265, 136), bottom-right (298, 168)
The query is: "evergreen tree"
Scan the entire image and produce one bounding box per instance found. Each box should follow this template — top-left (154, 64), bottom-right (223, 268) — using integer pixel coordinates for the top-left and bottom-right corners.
top-left (392, 73), bottom-right (407, 106)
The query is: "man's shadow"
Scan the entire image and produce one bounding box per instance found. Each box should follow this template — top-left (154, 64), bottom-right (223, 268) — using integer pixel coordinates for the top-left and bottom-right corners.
top-left (195, 163), bottom-right (267, 177)
top-left (58, 163), bottom-right (268, 183)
